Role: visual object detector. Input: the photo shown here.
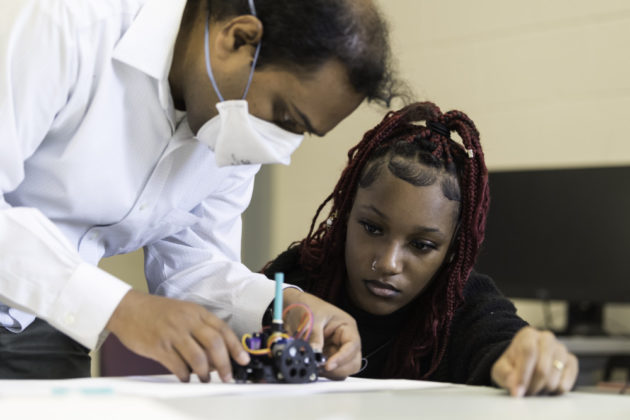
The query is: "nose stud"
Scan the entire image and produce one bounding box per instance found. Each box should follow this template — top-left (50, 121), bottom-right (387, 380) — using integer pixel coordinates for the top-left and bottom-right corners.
top-left (371, 260), bottom-right (377, 272)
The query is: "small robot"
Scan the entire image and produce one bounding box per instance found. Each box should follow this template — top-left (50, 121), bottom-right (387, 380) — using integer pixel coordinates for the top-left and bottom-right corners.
top-left (231, 273), bottom-right (325, 383)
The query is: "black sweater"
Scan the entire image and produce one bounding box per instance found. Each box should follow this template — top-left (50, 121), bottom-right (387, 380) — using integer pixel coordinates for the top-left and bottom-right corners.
top-left (263, 247), bottom-right (528, 385)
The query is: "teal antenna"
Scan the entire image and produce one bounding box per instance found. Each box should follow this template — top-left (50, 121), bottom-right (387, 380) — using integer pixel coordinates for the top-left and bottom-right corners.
top-left (272, 272), bottom-right (284, 330)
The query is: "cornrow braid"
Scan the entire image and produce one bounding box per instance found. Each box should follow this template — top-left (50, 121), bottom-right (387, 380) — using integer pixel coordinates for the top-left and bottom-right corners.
top-left (298, 102), bottom-right (489, 379)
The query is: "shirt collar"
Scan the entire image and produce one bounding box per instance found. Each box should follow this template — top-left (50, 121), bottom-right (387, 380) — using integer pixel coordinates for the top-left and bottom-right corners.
top-left (112, 0), bottom-right (187, 82)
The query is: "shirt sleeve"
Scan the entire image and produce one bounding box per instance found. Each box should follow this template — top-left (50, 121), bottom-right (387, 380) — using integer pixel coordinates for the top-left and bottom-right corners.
top-left (0, 207), bottom-right (132, 348)
top-left (443, 271), bottom-right (529, 386)
top-left (144, 165), bottom-right (282, 337)
top-left (0, 2), bottom-right (132, 348)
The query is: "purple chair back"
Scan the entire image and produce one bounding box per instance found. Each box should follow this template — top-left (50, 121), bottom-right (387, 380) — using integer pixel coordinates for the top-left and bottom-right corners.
top-left (99, 334), bottom-right (169, 376)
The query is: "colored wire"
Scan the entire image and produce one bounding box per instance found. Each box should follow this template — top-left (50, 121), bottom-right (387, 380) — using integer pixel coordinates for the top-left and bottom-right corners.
top-left (242, 333), bottom-right (270, 355)
top-left (242, 330), bottom-right (292, 356)
top-left (296, 313), bottom-right (309, 339)
top-left (282, 303), bottom-right (314, 340)
top-left (242, 303), bottom-right (315, 356)
top-left (266, 332), bottom-right (290, 349)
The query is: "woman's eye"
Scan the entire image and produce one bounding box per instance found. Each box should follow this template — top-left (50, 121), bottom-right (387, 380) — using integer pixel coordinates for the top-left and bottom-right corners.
top-left (359, 221), bottom-right (381, 235)
top-left (411, 240), bottom-right (436, 252)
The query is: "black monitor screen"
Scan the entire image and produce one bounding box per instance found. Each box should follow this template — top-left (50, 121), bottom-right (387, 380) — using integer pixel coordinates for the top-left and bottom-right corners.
top-left (474, 165), bottom-right (630, 304)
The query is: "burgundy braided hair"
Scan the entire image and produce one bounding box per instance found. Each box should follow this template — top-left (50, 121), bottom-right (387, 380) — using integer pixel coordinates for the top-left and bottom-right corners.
top-left (297, 101), bottom-right (490, 379)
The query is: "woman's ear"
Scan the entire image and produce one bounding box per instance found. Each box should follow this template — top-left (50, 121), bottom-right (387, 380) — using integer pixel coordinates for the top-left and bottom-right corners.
top-left (215, 15), bottom-right (263, 58)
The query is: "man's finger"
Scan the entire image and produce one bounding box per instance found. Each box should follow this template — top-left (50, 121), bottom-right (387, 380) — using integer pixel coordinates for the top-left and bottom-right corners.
top-left (158, 345), bottom-right (193, 383)
top-left (173, 336), bottom-right (211, 383)
top-left (216, 319), bottom-right (251, 366)
top-left (201, 312), bottom-right (250, 366)
top-left (194, 326), bottom-right (236, 382)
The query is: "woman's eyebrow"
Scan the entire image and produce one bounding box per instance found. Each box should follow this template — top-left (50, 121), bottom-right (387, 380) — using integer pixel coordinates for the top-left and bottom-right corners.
top-left (360, 204), bottom-right (446, 238)
top-left (359, 204), bottom-right (388, 220)
top-left (411, 226), bottom-right (445, 239)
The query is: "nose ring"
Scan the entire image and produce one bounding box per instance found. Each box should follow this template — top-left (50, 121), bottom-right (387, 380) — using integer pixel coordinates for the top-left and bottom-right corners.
top-left (371, 260), bottom-right (377, 272)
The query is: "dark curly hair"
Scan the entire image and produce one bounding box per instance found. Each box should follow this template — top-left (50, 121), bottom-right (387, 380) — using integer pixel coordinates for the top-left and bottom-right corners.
top-left (203, 0), bottom-right (402, 106)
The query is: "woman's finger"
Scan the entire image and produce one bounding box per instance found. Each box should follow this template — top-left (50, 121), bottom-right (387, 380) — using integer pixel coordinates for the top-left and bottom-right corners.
top-left (492, 356), bottom-right (520, 396)
top-left (509, 328), bottom-right (539, 396)
top-left (544, 347), bottom-right (569, 393)
top-left (526, 331), bottom-right (557, 395)
top-left (556, 353), bottom-right (579, 394)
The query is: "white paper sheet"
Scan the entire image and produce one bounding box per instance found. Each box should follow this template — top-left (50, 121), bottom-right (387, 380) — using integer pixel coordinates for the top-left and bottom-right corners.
top-left (1, 395), bottom-right (199, 420)
top-left (0, 373), bottom-right (450, 399)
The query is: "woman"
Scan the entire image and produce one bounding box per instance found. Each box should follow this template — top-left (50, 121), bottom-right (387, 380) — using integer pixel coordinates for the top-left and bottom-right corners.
top-left (263, 102), bottom-right (578, 396)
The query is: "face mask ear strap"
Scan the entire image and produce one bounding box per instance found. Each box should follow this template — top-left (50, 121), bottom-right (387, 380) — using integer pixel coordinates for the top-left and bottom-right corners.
top-left (204, 11), bottom-right (225, 102)
top-left (248, 0), bottom-right (257, 15)
top-left (241, 0), bottom-right (260, 99)
top-left (204, 2), bottom-right (261, 102)
top-left (241, 40), bottom-right (261, 99)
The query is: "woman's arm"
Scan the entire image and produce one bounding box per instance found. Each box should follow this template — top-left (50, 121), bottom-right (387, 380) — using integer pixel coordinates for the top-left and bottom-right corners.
top-left (444, 271), bottom-right (578, 396)
top-left (441, 271), bottom-right (529, 385)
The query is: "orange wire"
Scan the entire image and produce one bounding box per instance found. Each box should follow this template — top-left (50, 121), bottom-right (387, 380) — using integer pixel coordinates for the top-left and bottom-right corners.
top-left (282, 303), bottom-right (314, 339)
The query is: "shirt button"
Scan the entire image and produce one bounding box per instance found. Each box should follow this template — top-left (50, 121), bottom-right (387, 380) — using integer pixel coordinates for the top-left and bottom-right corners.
top-left (139, 202), bottom-right (148, 211)
top-left (89, 231), bottom-right (99, 240)
top-left (64, 313), bottom-right (75, 325)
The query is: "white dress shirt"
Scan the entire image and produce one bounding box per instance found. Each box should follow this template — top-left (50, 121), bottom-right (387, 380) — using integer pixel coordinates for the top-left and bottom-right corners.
top-left (0, 0), bottom-right (277, 349)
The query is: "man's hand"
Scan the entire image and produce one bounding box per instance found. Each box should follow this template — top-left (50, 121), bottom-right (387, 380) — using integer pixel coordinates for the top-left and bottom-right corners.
top-left (491, 326), bottom-right (578, 397)
top-left (282, 288), bottom-right (361, 380)
top-left (106, 290), bottom-right (250, 383)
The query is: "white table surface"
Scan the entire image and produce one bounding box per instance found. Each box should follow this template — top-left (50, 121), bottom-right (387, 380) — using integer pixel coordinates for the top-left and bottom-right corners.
top-left (1, 374), bottom-right (629, 420)
top-left (162, 383), bottom-right (630, 420)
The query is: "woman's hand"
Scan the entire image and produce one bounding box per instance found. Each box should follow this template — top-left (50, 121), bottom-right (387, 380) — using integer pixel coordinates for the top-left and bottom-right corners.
top-left (491, 326), bottom-right (579, 397)
top-left (283, 288), bottom-right (361, 380)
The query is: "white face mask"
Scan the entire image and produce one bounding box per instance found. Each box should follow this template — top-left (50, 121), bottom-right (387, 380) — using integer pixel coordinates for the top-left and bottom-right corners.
top-left (196, 0), bottom-right (304, 167)
top-left (197, 101), bottom-right (304, 166)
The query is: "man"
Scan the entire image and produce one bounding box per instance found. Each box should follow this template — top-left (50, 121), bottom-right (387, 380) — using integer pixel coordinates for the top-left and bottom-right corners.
top-left (0, 0), bottom-right (398, 381)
